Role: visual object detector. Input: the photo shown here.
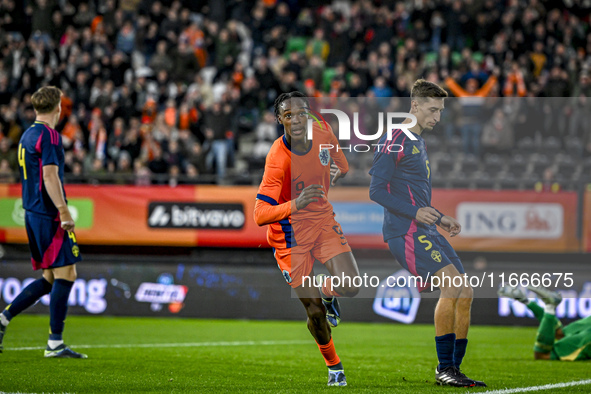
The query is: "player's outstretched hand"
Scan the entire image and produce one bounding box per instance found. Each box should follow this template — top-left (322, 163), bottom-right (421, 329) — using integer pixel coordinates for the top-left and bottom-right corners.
top-left (415, 207), bottom-right (440, 226)
top-left (59, 209), bottom-right (76, 231)
top-left (439, 215), bottom-right (462, 237)
top-left (296, 184), bottom-right (325, 210)
top-left (330, 164), bottom-right (343, 186)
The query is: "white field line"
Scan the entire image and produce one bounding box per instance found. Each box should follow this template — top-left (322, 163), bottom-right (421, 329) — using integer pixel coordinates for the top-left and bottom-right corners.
top-left (484, 379), bottom-right (591, 394)
top-left (6, 339), bottom-right (310, 351)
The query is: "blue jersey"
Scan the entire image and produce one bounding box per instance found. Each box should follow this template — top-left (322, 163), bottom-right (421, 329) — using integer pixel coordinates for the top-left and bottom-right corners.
top-left (18, 121), bottom-right (65, 218)
top-left (369, 129), bottom-right (440, 241)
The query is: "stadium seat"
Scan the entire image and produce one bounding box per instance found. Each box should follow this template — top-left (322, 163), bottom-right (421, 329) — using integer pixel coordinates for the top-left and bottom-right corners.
top-left (446, 135), bottom-right (463, 151)
top-left (520, 174), bottom-right (541, 190)
top-left (516, 137), bottom-right (537, 156)
top-left (285, 36), bottom-right (308, 54)
top-left (483, 154), bottom-right (505, 174)
top-left (497, 173), bottom-right (519, 189)
top-left (423, 52), bottom-right (438, 67)
top-left (542, 137), bottom-right (562, 155)
top-left (529, 153), bottom-right (550, 175)
top-left (434, 155), bottom-right (455, 174)
top-left (322, 68), bottom-right (337, 92)
top-left (448, 172), bottom-right (472, 189)
top-left (564, 137), bottom-right (583, 159)
top-left (423, 134), bottom-right (441, 150)
top-left (507, 154), bottom-right (528, 178)
top-left (472, 171), bottom-right (494, 189)
top-left (555, 155), bottom-right (578, 178)
top-left (460, 154), bottom-right (480, 174)
top-left (432, 176), bottom-right (447, 189)
top-left (451, 51), bottom-right (463, 66)
top-left (472, 52), bottom-right (484, 63)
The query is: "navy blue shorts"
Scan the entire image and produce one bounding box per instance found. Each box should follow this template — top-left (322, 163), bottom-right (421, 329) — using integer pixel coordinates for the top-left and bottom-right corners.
top-left (25, 211), bottom-right (82, 270)
top-left (387, 227), bottom-right (464, 292)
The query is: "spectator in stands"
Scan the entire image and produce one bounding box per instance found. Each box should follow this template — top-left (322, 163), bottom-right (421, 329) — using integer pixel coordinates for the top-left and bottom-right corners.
top-left (445, 69), bottom-right (499, 157)
top-left (148, 144), bottom-right (169, 184)
top-left (0, 158), bottom-right (15, 183)
top-left (481, 108), bottom-right (515, 155)
top-left (184, 163), bottom-right (199, 183)
top-left (568, 73), bottom-right (591, 140)
top-left (503, 62), bottom-right (528, 97)
top-left (0, 0), bottom-right (588, 187)
top-left (306, 28), bottom-right (329, 62)
top-left (134, 160), bottom-right (151, 186)
top-left (204, 102), bottom-right (231, 181)
top-left (167, 139), bottom-right (185, 169)
top-left (0, 138), bottom-right (17, 173)
top-left (535, 167), bottom-right (561, 193)
top-left (116, 20), bottom-right (136, 55)
top-left (252, 111), bottom-right (277, 160)
top-left (115, 151), bottom-right (133, 185)
top-left (167, 165), bottom-right (180, 187)
top-left (88, 157), bottom-right (107, 183)
top-left (172, 40), bottom-right (200, 84)
top-left (149, 41), bottom-right (174, 74)
top-left (187, 142), bottom-right (207, 176)
top-left (302, 56), bottom-right (325, 92)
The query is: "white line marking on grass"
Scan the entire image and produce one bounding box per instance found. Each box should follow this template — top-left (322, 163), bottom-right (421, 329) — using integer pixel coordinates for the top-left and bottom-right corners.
top-left (484, 379), bottom-right (591, 394)
top-left (7, 339), bottom-right (310, 351)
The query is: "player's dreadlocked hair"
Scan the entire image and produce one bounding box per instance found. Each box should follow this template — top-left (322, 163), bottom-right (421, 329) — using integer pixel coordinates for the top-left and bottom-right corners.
top-left (273, 91), bottom-right (310, 124)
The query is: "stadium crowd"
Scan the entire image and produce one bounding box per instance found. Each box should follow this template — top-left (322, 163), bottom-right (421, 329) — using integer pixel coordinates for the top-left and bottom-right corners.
top-left (0, 0), bottom-right (590, 187)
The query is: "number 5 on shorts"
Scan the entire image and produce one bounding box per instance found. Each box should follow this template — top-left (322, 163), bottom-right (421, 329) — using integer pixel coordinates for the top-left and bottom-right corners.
top-left (418, 235), bottom-right (432, 251)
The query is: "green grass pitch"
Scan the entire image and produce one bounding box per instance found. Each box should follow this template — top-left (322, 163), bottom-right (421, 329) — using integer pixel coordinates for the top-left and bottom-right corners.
top-left (0, 316), bottom-right (589, 393)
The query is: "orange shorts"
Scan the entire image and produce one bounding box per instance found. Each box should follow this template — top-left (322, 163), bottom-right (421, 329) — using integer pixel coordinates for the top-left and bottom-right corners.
top-left (274, 216), bottom-right (351, 288)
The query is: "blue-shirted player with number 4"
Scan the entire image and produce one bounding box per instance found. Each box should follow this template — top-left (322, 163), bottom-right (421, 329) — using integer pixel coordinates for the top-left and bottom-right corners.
top-left (369, 80), bottom-right (484, 387)
top-left (0, 86), bottom-right (86, 358)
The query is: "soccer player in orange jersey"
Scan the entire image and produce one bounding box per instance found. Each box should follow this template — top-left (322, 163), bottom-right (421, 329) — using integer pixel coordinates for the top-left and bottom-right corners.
top-left (254, 92), bottom-right (360, 387)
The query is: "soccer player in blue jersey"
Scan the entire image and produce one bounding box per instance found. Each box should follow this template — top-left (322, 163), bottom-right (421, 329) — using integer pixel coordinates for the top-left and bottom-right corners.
top-left (369, 80), bottom-right (484, 387)
top-left (0, 86), bottom-right (86, 358)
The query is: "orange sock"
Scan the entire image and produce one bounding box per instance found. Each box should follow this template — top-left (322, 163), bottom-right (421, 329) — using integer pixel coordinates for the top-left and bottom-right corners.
top-left (317, 337), bottom-right (341, 366)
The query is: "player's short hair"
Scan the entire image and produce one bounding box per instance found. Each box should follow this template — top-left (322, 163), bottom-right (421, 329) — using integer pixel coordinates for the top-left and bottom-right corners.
top-left (274, 91), bottom-right (310, 122)
top-left (410, 79), bottom-right (448, 102)
top-left (31, 86), bottom-right (62, 114)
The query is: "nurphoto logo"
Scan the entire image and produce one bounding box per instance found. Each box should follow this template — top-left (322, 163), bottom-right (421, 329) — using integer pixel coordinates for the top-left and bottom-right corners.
top-left (305, 107), bottom-right (418, 153)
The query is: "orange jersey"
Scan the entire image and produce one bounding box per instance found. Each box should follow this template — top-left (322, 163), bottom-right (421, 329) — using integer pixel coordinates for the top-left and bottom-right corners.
top-left (254, 122), bottom-right (349, 249)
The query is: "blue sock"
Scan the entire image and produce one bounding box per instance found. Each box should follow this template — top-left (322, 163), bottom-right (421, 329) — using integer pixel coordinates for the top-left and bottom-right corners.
top-left (454, 338), bottom-right (468, 368)
top-left (435, 333), bottom-right (456, 370)
top-left (2, 278), bottom-right (53, 320)
top-left (49, 279), bottom-right (74, 341)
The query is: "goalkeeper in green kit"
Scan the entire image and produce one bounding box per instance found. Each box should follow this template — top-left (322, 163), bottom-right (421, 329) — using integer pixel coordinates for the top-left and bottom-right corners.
top-left (498, 285), bottom-right (591, 361)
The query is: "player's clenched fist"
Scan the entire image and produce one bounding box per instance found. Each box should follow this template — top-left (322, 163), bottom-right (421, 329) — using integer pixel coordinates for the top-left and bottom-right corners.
top-left (439, 215), bottom-right (462, 237)
top-left (330, 163), bottom-right (343, 186)
top-left (415, 207), bottom-right (440, 225)
top-left (296, 184), bottom-right (325, 210)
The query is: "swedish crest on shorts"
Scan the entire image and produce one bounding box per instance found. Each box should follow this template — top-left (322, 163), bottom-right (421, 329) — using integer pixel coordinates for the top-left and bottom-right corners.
top-left (319, 148), bottom-right (330, 166)
top-left (431, 250), bottom-right (442, 262)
